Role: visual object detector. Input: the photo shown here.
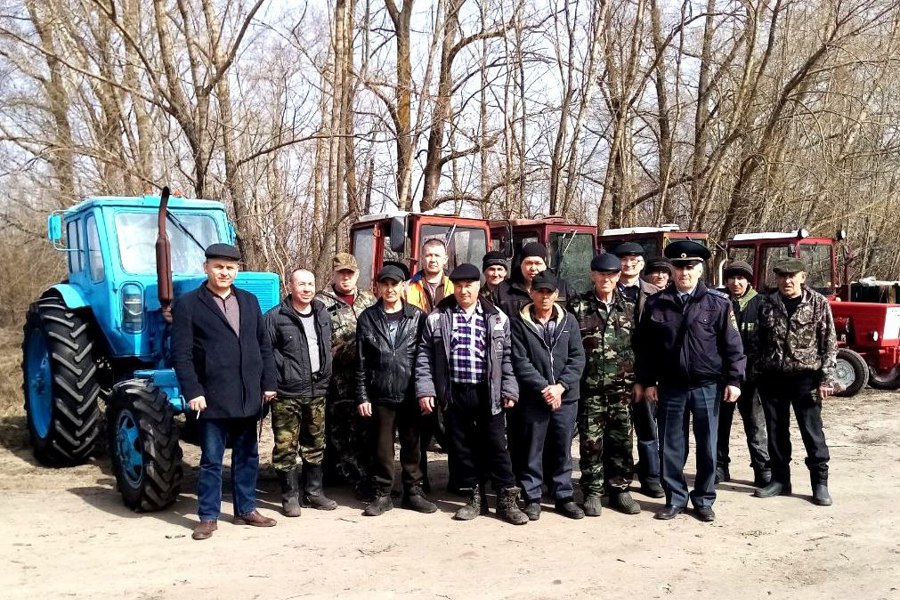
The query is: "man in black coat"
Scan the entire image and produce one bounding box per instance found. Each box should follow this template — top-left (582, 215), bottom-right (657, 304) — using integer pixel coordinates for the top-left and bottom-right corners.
top-left (265, 268), bottom-right (337, 517)
top-left (493, 242), bottom-right (573, 317)
top-left (171, 243), bottom-right (278, 540)
top-left (356, 265), bottom-right (436, 517)
top-left (633, 241), bottom-right (746, 523)
top-left (510, 271), bottom-right (586, 520)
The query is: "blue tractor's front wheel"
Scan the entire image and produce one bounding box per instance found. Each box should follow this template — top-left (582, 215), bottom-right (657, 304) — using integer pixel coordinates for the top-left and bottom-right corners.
top-left (107, 380), bottom-right (183, 511)
top-left (21, 297), bottom-right (102, 466)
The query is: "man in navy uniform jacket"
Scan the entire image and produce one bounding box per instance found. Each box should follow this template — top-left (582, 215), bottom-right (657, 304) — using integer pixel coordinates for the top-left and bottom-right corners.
top-left (633, 241), bottom-right (745, 523)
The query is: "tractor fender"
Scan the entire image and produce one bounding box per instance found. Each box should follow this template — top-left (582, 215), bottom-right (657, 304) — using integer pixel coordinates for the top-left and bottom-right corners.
top-left (44, 284), bottom-right (89, 310)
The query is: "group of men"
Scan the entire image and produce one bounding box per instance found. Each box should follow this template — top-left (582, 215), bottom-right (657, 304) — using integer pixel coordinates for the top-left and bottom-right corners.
top-left (172, 236), bottom-right (837, 540)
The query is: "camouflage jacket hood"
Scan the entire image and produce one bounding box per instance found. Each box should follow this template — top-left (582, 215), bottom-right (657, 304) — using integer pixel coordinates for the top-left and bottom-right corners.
top-left (755, 287), bottom-right (837, 386)
top-left (569, 289), bottom-right (635, 391)
top-left (315, 285), bottom-right (376, 365)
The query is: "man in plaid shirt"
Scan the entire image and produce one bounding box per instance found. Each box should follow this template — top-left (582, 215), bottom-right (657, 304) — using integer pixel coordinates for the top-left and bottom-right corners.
top-left (415, 264), bottom-right (528, 525)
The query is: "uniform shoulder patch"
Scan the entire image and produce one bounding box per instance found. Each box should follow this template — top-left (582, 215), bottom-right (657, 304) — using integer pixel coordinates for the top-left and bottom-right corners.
top-left (707, 288), bottom-right (729, 301)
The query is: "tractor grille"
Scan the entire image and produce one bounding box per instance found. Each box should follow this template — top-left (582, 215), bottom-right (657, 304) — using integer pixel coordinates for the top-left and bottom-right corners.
top-left (235, 272), bottom-right (281, 313)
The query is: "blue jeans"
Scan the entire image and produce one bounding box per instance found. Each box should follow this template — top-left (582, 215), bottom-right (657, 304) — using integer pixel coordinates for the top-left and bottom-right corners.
top-left (198, 417), bottom-right (259, 521)
top-left (657, 384), bottom-right (719, 509)
top-left (518, 400), bottom-right (577, 502)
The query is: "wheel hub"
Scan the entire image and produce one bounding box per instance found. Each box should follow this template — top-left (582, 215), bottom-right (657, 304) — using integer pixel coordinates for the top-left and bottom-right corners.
top-left (115, 410), bottom-right (143, 487)
top-left (834, 358), bottom-right (855, 389)
top-left (25, 329), bottom-right (53, 439)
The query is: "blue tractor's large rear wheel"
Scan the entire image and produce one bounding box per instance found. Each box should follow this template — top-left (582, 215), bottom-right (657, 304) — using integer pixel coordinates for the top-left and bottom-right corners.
top-left (21, 297), bottom-right (102, 466)
top-left (107, 380), bottom-right (183, 511)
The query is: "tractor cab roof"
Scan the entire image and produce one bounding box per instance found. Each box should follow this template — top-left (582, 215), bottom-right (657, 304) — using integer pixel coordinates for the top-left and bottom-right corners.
top-left (64, 194), bottom-right (225, 215)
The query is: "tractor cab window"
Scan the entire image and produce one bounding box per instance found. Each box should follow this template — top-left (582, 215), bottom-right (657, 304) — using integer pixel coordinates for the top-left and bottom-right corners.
top-left (114, 212), bottom-right (219, 275)
top-left (761, 245), bottom-right (794, 291)
top-left (640, 238), bottom-right (661, 259)
top-left (420, 225), bottom-right (487, 274)
top-left (800, 243), bottom-right (834, 295)
top-left (66, 220), bottom-right (83, 273)
top-left (85, 215), bottom-right (105, 282)
top-left (728, 247), bottom-right (756, 267)
top-left (549, 231), bottom-right (594, 294)
top-left (352, 226), bottom-right (375, 290)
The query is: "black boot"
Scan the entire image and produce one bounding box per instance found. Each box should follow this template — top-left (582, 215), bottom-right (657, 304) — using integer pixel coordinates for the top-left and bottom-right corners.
top-left (754, 478), bottom-right (792, 498)
top-left (753, 467), bottom-right (772, 488)
top-left (363, 490), bottom-right (393, 516)
top-left (402, 485), bottom-right (437, 514)
top-left (811, 473), bottom-right (832, 506)
top-left (453, 485), bottom-right (481, 521)
top-left (715, 464), bottom-right (730, 484)
top-left (277, 468), bottom-right (301, 517)
top-left (302, 464), bottom-right (338, 510)
top-left (497, 487), bottom-right (529, 525)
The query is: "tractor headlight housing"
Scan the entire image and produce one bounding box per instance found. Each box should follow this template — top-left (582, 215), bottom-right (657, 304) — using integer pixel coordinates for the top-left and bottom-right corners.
top-left (122, 283), bottom-right (144, 333)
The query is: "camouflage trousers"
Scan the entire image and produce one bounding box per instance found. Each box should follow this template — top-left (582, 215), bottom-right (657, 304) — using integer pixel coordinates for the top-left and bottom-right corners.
top-left (323, 373), bottom-right (372, 486)
top-left (271, 395), bottom-right (325, 472)
top-left (578, 390), bottom-right (635, 494)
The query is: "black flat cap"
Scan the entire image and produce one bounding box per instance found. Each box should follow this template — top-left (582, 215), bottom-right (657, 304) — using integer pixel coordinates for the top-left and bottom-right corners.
top-left (482, 251), bottom-right (507, 271)
top-left (377, 264), bottom-right (406, 283)
top-left (590, 253), bottom-right (622, 273)
top-left (773, 257), bottom-right (806, 275)
top-left (382, 260), bottom-right (410, 280)
top-left (664, 240), bottom-right (711, 263)
top-left (613, 242), bottom-right (645, 257)
top-left (520, 242), bottom-right (547, 261)
top-left (205, 243), bottom-right (241, 261)
top-left (645, 257), bottom-right (673, 274)
top-left (449, 263), bottom-right (481, 282)
top-left (724, 260), bottom-right (753, 279)
top-left (531, 270), bottom-right (558, 292)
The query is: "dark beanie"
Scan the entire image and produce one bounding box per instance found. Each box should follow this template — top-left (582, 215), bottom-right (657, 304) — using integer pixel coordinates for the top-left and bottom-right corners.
top-left (482, 251), bottom-right (507, 271)
top-left (520, 242), bottom-right (547, 261)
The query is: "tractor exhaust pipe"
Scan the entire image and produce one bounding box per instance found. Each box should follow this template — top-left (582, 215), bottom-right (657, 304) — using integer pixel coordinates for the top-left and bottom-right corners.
top-left (156, 186), bottom-right (174, 323)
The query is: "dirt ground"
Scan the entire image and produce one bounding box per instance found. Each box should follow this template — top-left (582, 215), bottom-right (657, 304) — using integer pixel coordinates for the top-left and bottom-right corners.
top-left (1, 331), bottom-right (898, 599)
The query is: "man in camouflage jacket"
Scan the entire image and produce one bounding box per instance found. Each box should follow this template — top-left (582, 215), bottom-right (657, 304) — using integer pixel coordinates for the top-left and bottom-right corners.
top-left (753, 257), bottom-right (837, 506)
top-left (569, 253), bottom-right (642, 516)
top-left (316, 253), bottom-right (376, 495)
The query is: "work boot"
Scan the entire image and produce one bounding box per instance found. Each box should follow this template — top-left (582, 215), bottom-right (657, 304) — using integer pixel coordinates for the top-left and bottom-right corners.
top-left (583, 493), bottom-right (603, 517)
top-left (402, 485), bottom-right (437, 514)
top-left (754, 480), bottom-right (792, 498)
top-left (302, 464), bottom-right (338, 510)
top-left (363, 490), bottom-right (393, 516)
top-left (277, 468), bottom-right (302, 517)
top-left (753, 467), bottom-right (772, 488)
top-left (523, 501), bottom-right (542, 521)
top-left (715, 464), bottom-right (730, 484)
top-left (608, 490), bottom-right (641, 515)
top-left (555, 498), bottom-right (584, 520)
top-left (811, 474), bottom-right (833, 507)
top-left (496, 487), bottom-right (528, 525)
top-left (192, 520), bottom-right (217, 540)
top-left (233, 510), bottom-right (277, 527)
top-left (639, 480), bottom-right (665, 498)
top-left (453, 485), bottom-right (482, 521)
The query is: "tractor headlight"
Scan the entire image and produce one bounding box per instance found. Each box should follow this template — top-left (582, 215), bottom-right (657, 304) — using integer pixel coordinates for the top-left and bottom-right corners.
top-left (122, 283), bottom-right (144, 333)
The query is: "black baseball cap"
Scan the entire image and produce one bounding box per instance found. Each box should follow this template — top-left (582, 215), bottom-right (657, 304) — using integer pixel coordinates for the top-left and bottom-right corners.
top-left (376, 265), bottom-right (406, 283)
top-left (531, 271), bottom-right (559, 292)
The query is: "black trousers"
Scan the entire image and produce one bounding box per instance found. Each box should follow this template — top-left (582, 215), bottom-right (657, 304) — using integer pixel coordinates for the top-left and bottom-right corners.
top-left (372, 401), bottom-right (423, 493)
top-left (717, 383), bottom-right (770, 471)
top-left (758, 373), bottom-right (830, 484)
top-left (444, 383), bottom-right (516, 492)
top-left (631, 400), bottom-right (660, 485)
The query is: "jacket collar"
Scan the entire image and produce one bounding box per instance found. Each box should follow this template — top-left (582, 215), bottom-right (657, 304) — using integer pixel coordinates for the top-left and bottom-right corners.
top-left (375, 298), bottom-right (418, 318)
top-left (317, 285), bottom-right (359, 305)
top-left (436, 294), bottom-right (499, 316)
top-left (519, 302), bottom-right (564, 327)
top-left (409, 270), bottom-right (448, 285)
top-left (279, 295), bottom-right (327, 320)
top-left (658, 282), bottom-right (712, 305)
top-left (197, 283), bottom-right (245, 333)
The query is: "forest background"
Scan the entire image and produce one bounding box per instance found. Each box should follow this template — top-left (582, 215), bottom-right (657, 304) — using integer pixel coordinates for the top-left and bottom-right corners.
top-left (2, 0), bottom-right (900, 329)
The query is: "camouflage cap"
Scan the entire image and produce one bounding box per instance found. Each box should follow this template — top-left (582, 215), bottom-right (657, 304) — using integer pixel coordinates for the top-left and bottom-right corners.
top-left (332, 252), bottom-right (359, 272)
top-left (773, 257), bottom-right (806, 275)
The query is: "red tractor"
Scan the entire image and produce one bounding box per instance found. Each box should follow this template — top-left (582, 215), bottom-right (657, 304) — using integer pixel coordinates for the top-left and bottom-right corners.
top-left (489, 218), bottom-right (597, 294)
top-left (597, 225), bottom-right (709, 257)
top-left (350, 211), bottom-right (491, 290)
top-left (724, 229), bottom-right (900, 396)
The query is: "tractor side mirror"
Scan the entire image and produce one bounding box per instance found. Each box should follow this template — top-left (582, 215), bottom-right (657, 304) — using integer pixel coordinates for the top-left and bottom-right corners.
top-left (47, 213), bottom-right (63, 246)
top-left (836, 229), bottom-right (847, 241)
top-left (389, 216), bottom-right (406, 254)
top-left (226, 222), bottom-right (237, 244)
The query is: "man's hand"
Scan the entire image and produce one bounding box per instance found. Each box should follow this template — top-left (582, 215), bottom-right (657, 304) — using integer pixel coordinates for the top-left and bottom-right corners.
top-left (817, 385), bottom-right (835, 402)
top-left (263, 391), bottom-right (277, 404)
top-left (632, 384), bottom-right (644, 403)
top-left (723, 385), bottom-right (742, 403)
top-left (188, 396), bottom-right (207, 413)
top-left (419, 396), bottom-right (435, 415)
top-left (644, 386), bottom-right (659, 403)
top-left (358, 402), bottom-right (373, 417)
top-left (542, 384), bottom-right (564, 404)
top-left (503, 397), bottom-right (517, 409)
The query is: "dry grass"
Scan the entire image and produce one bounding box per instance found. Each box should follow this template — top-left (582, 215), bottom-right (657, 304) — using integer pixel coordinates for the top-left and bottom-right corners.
top-left (0, 327), bottom-right (28, 449)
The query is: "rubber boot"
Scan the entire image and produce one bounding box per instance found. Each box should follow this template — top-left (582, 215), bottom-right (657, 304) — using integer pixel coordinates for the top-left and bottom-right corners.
top-left (302, 464), bottom-right (338, 510)
top-left (754, 476), bottom-right (792, 498)
top-left (811, 473), bottom-right (832, 506)
top-left (453, 485), bottom-right (481, 521)
top-left (496, 487), bottom-right (528, 525)
top-left (608, 490), bottom-right (641, 515)
top-left (583, 493), bottom-right (603, 517)
top-left (277, 468), bottom-right (301, 517)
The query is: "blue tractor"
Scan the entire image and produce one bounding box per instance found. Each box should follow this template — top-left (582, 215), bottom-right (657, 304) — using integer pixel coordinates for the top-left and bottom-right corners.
top-left (21, 188), bottom-right (280, 511)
